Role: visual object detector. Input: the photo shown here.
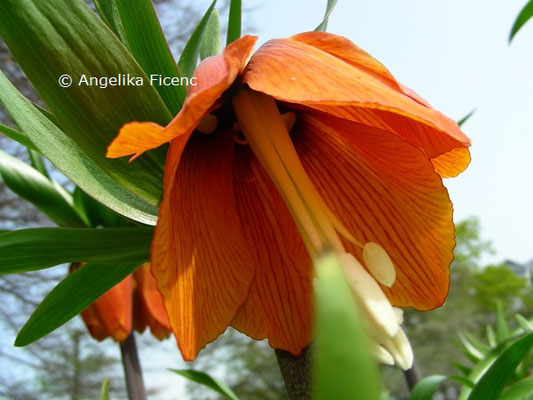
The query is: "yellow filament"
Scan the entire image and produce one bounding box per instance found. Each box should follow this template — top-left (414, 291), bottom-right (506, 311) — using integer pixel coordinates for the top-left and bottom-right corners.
top-left (232, 89), bottom-right (344, 256)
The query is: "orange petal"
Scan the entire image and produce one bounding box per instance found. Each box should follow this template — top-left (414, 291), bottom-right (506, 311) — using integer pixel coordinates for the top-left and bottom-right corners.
top-left (294, 113), bottom-right (455, 310)
top-left (230, 146), bottom-right (312, 354)
top-left (431, 147), bottom-right (471, 178)
top-left (151, 129), bottom-right (255, 361)
top-left (106, 35), bottom-right (257, 160)
top-left (243, 35), bottom-right (470, 160)
top-left (133, 263), bottom-right (171, 340)
top-left (80, 275), bottom-right (133, 342)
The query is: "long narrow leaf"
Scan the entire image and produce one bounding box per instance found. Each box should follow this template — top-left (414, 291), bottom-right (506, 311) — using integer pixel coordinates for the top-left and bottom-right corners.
top-left (0, 227), bottom-right (153, 274)
top-left (93, 0), bottom-right (129, 45)
top-left (315, 0), bottom-right (339, 32)
top-left (510, 0), bottom-right (533, 42)
top-left (200, 10), bottom-right (222, 60)
top-left (0, 72), bottom-right (159, 224)
top-left (0, 0), bottom-right (171, 209)
top-left (170, 369), bottom-right (239, 400)
top-left (226, 0), bottom-right (242, 45)
top-left (0, 150), bottom-right (87, 228)
top-left (178, 0), bottom-right (217, 79)
top-left (501, 377), bottom-right (533, 400)
top-left (15, 262), bottom-right (138, 346)
top-left (313, 253), bottom-right (380, 400)
top-left (468, 332), bottom-right (533, 400)
top-left (0, 123), bottom-right (37, 150)
top-left (116, 0), bottom-right (186, 112)
top-left (409, 375), bottom-right (447, 400)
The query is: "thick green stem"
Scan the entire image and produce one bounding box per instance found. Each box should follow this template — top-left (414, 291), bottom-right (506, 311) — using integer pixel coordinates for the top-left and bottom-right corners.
top-left (120, 333), bottom-right (146, 400)
top-left (275, 347), bottom-right (311, 400)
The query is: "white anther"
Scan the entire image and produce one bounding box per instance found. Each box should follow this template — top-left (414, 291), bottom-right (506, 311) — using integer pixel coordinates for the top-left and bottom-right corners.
top-left (383, 328), bottom-right (413, 370)
top-left (362, 242), bottom-right (396, 287)
top-left (197, 114), bottom-right (218, 134)
top-left (340, 253), bottom-right (399, 341)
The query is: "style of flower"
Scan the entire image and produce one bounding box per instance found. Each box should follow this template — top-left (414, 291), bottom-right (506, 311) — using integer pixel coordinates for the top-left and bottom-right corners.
top-left (107, 32), bottom-right (470, 367)
top-left (78, 263), bottom-right (171, 342)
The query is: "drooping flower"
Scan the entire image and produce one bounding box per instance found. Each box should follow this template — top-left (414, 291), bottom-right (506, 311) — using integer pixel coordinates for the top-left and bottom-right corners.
top-left (107, 32), bottom-right (470, 365)
top-left (77, 263), bottom-right (171, 342)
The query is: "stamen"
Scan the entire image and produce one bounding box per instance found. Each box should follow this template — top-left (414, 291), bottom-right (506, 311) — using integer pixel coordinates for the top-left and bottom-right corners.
top-left (233, 89), bottom-right (342, 256)
top-left (383, 328), bottom-right (413, 370)
top-left (197, 114), bottom-right (218, 134)
top-left (362, 242), bottom-right (396, 287)
top-left (371, 344), bottom-right (395, 365)
top-left (339, 253), bottom-right (399, 341)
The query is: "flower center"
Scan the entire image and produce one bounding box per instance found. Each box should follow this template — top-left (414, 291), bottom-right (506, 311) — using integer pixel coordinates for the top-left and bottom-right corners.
top-left (232, 89), bottom-right (412, 369)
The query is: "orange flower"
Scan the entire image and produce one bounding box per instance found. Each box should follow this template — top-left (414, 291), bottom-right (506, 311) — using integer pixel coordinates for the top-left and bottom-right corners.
top-left (107, 32), bottom-right (470, 362)
top-left (78, 264), bottom-right (171, 342)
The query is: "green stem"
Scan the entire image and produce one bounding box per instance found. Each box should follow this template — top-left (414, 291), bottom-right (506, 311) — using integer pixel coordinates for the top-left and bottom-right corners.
top-left (275, 347), bottom-right (311, 400)
top-left (119, 332), bottom-right (147, 400)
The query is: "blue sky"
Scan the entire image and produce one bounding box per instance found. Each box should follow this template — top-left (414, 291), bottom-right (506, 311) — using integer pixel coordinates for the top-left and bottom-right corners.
top-left (247, 0), bottom-right (533, 264)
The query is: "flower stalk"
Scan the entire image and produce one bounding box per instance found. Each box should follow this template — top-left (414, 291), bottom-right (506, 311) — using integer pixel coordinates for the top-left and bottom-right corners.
top-left (120, 333), bottom-right (147, 400)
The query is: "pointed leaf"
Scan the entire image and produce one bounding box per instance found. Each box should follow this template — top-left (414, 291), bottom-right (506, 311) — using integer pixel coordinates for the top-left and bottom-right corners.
top-left (315, 0), bottom-right (339, 32)
top-left (100, 378), bottom-right (111, 400)
top-left (226, 0), bottom-right (241, 45)
top-left (170, 369), bottom-right (239, 400)
top-left (0, 0), bottom-right (172, 209)
top-left (0, 72), bottom-right (158, 224)
top-left (496, 301), bottom-right (510, 342)
top-left (178, 0), bottom-right (217, 78)
top-left (0, 123), bottom-right (37, 150)
top-left (115, 0), bottom-right (186, 112)
top-left (0, 227), bottom-right (152, 274)
top-left (510, 0), bottom-right (533, 42)
top-left (0, 149), bottom-right (87, 228)
top-left (458, 109), bottom-right (476, 127)
top-left (409, 375), bottom-right (447, 400)
top-left (516, 314), bottom-right (533, 332)
top-left (200, 10), bottom-right (222, 60)
top-left (314, 253), bottom-right (380, 400)
top-left (501, 377), bottom-right (533, 400)
top-left (28, 149), bottom-right (49, 178)
top-left (467, 332), bottom-right (533, 400)
top-left (93, 0), bottom-right (129, 45)
top-left (15, 262), bottom-right (138, 346)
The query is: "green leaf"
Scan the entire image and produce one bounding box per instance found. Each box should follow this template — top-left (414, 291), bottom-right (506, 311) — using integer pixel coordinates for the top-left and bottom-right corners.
top-left (0, 71), bottom-right (158, 225)
top-left (509, 0), bottom-right (533, 42)
top-left (452, 361), bottom-right (473, 376)
top-left (0, 123), bottom-right (37, 150)
top-left (0, 227), bottom-right (152, 274)
top-left (486, 325), bottom-right (497, 348)
top-left (409, 375), bottom-right (447, 400)
top-left (0, 0), bottom-right (172, 210)
top-left (73, 187), bottom-right (131, 228)
top-left (465, 333), bottom-right (490, 354)
top-left (100, 377), bottom-right (111, 400)
top-left (467, 332), bottom-right (533, 400)
top-left (178, 0), bottom-right (217, 79)
top-left (28, 149), bottom-right (49, 178)
top-left (516, 314), bottom-right (533, 332)
top-left (93, 0), bottom-right (129, 45)
top-left (501, 377), bottom-right (533, 400)
top-left (458, 344), bottom-right (508, 400)
top-left (313, 252), bottom-right (380, 400)
top-left (200, 10), bottom-right (222, 60)
top-left (170, 369), bottom-right (239, 400)
top-left (459, 333), bottom-right (485, 362)
top-left (0, 149), bottom-right (87, 228)
top-left (15, 262), bottom-right (138, 346)
top-left (226, 0), bottom-right (242, 45)
top-left (458, 109), bottom-right (476, 127)
top-left (115, 0), bottom-right (186, 112)
top-left (496, 301), bottom-right (510, 342)
top-left (450, 376), bottom-right (475, 388)
top-left (315, 0), bottom-right (339, 32)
